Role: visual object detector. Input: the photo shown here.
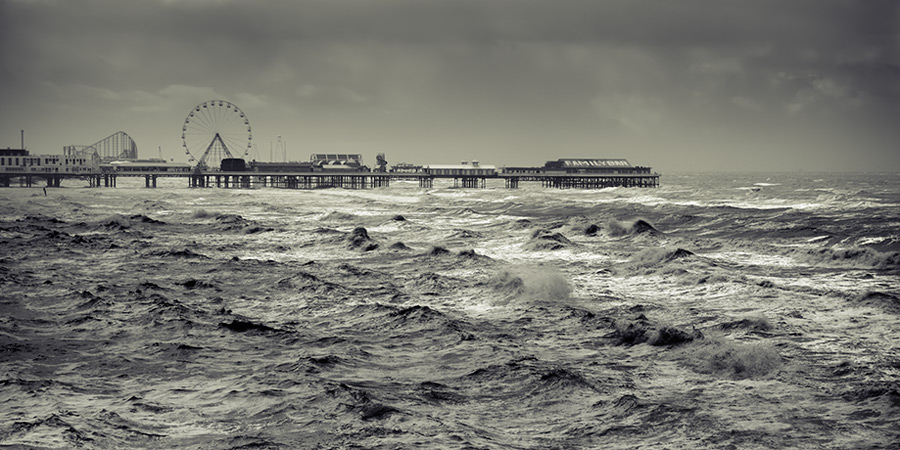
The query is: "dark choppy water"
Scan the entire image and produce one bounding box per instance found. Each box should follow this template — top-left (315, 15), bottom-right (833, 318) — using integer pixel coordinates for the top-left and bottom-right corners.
top-left (1, 172), bottom-right (898, 449)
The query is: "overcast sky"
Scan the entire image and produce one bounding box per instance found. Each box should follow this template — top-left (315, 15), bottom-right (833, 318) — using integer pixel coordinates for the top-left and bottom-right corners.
top-left (1, 0), bottom-right (898, 171)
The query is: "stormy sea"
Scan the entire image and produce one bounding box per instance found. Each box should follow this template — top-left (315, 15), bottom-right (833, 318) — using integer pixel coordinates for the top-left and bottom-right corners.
top-left (1, 171), bottom-right (898, 449)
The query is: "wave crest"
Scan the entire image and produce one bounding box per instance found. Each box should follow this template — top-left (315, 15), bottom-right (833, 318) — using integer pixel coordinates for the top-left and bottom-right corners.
top-left (797, 247), bottom-right (900, 269)
top-left (680, 332), bottom-right (782, 380)
top-left (607, 219), bottom-right (661, 237)
top-left (522, 229), bottom-right (573, 251)
top-left (484, 266), bottom-right (571, 303)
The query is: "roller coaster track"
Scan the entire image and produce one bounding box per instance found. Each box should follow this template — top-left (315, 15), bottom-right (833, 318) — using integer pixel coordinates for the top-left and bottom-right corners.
top-left (64, 131), bottom-right (138, 162)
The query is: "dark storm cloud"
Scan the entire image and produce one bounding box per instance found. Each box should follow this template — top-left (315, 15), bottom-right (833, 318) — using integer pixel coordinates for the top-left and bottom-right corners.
top-left (1, 0), bottom-right (898, 170)
top-left (5, 0), bottom-right (894, 67)
top-left (51, 0), bottom-right (893, 46)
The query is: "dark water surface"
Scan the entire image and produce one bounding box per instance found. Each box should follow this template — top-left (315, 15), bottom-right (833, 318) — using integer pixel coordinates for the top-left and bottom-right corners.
top-left (2, 172), bottom-right (898, 449)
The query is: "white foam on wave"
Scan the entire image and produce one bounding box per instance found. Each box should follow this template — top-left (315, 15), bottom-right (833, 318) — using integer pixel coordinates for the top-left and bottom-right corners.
top-left (705, 251), bottom-right (798, 268)
top-left (311, 187), bottom-right (424, 205)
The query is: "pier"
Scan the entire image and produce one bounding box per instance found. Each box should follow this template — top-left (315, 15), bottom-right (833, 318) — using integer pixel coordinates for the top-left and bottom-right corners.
top-left (2, 146), bottom-right (660, 190)
top-left (1, 169), bottom-right (660, 190)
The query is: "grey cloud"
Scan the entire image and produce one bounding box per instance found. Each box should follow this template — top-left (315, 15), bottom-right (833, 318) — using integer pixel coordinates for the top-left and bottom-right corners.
top-left (1, 0), bottom-right (898, 170)
top-left (6, 0), bottom-right (895, 48)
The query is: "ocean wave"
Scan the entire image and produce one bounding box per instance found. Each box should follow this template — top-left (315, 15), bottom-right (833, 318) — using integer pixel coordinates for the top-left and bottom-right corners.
top-left (793, 246), bottom-right (900, 269)
top-left (146, 248), bottom-right (210, 259)
top-left (717, 316), bottom-right (773, 333)
top-left (321, 382), bottom-right (403, 422)
top-left (190, 209), bottom-right (216, 219)
top-left (335, 302), bottom-right (474, 344)
top-left (841, 380), bottom-right (900, 404)
top-left (283, 271), bottom-right (350, 297)
top-left (621, 247), bottom-right (698, 271)
top-left (149, 342), bottom-right (205, 360)
top-left (70, 289), bottom-right (112, 311)
top-left (319, 210), bottom-right (358, 222)
top-left (507, 218), bottom-right (534, 230)
top-left (405, 272), bottom-right (465, 295)
top-left (583, 223), bottom-right (602, 236)
top-left (126, 292), bottom-right (222, 335)
top-left (853, 291), bottom-right (900, 313)
top-left (388, 241), bottom-right (412, 251)
top-left (456, 248), bottom-right (493, 263)
top-left (606, 218), bottom-right (662, 237)
top-left (416, 381), bottom-right (466, 404)
top-left (346, 227), bottom-right (379, 251)
top-left (214, 213), bottom-right (272, 233)
top-left (446, 228), bottom-right (484, 240)
top-left (219, 318), bottom-right (282, 333)
top-left (68, 213), bottom-right (166, 233)
top-left (462, 357), bottom-right (540, 386)
top-left (482, 266), bottom-right (571, 303)
top-left (535, 366), bottom-right (603, 393)
top-left (3, 413), bottom-right (93, 447)
top-left (522, 229), bottom-right (574, 251)
top-left (608, 316), bottom-right (701, 347)
top-left (424, 245), bottom-right (452, 256)
top-left (127, 214), bottom-right (165, 225)
top-left (462, 356), bottom-right (607, 413)
top-left (34, 229), bottom-right (100, 248)
top-left (16, 214), bottom-right (67, 225)
top-left (189, 211), bottom-right (274, 234)
top-left (677, 332), bottom-right (782, 380)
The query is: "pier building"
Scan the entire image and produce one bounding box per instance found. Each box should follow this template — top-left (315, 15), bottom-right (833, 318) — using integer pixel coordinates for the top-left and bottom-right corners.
top-left (1, 148), bottom-right (94, 187)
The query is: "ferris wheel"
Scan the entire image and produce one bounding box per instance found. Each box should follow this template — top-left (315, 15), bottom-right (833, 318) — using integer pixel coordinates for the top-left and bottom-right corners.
top-left (182, 100), bottom-right (252, 169)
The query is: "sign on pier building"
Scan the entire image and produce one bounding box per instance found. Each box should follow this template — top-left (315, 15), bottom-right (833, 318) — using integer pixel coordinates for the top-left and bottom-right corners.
top-left (544, 158), bottom-right (652, 174)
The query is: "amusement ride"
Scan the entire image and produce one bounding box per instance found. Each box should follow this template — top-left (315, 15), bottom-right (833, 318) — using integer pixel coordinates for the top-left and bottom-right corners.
top-left (181, 100), bottom-right (252, 170)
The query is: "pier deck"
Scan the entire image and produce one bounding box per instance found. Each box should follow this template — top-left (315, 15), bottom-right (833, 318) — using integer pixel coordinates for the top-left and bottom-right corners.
top-left (1, 170), bottom-right (660, 189)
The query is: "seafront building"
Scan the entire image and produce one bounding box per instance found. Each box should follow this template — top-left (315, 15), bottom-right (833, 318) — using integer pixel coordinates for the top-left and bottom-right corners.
top-left (1, 147), bottom-right (94, 187)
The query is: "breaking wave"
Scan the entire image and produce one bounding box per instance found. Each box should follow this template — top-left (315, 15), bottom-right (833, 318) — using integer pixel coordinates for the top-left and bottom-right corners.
top-left (522, 229), bottom-right (574, 251)
top-left (483, 266), bottom-right (572, 304)
top-left (795, 246), bottom-right (900, 269)
top-left (606, 218), bottom-right (661, 237)
top-left (680, 335), bottom-right (783, 380)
